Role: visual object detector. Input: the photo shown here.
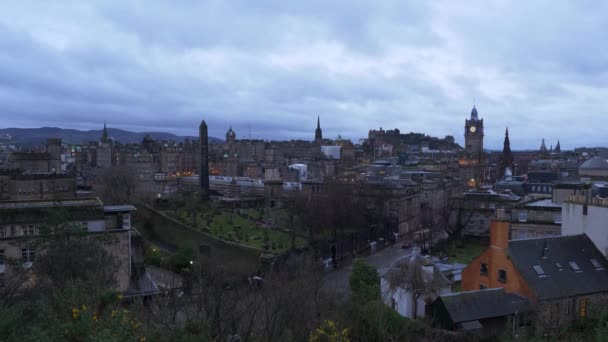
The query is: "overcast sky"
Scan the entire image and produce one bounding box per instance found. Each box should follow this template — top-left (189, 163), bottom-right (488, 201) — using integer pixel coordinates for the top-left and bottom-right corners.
top-left (1, 1), bottom-right (607, 149)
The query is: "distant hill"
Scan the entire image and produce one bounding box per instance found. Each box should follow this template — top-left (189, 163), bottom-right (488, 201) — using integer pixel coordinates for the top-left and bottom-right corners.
top-left (0, 127), bottom-right (222, 146)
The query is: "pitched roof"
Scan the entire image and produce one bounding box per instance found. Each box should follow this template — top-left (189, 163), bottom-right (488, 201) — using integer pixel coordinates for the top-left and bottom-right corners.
top-left (437, 288), bottom-right (530, 324)
top-left (508, 234), bottom-right (608, 300)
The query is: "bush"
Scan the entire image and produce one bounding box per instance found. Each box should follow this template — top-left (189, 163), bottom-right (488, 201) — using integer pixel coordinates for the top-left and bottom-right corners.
top-left (349, 259), bottom-right (380, 303)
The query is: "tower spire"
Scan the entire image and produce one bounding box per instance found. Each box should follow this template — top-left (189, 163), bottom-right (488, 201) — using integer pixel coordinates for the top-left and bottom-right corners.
top-left (315, 115), bottom-right (323, 143)
top-left (102, 121), bottom-right (108, 142)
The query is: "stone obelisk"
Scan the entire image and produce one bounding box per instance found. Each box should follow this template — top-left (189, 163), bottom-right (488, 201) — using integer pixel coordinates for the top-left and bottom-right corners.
top-left (199, 120), bottom-right (209, 201)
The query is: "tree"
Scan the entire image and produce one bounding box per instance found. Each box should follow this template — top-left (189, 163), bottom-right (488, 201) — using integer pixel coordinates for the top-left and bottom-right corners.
top-left (97, 165), bottom-right (138, 204)
top-left (350, 259), bottom-right (380, 303)
top-left (385, 254), bottom-right (445, 319)
top-left (441, 197), bottom-right (475, 243)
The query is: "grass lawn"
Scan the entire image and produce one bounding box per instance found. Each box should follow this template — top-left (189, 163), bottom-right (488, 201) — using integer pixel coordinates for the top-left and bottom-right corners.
top-left (444, 240), bottom-right (486, 264)
top-left (168, 208), bottom-right (307, 254)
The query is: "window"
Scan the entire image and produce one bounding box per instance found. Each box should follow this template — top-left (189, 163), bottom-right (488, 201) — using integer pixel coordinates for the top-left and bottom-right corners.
top-left (498, 269), bottom-right (507, 283)
top-left (0, 226), bottom-right (5, 237)
top-left (480, 263), bottom-right (488, 276)
top-left (21, 248), bottom-right (35, 266)
top-left (569, 261), bottom-right (582, 272)
top-left (554, 214), bottom-right (562, 224)
top-left (0, 249), bottom-right (4, 266)
top-left (519, 211), bottom-right (528, 222)
top-left (22, 225), bottom-right (36, 236)
top-left (590, 258), bottom-right (604, 270)
top-left (556, 262), bottom-right (563, 270)
top-left (479, 284), bottom-right (487, 290)
top-left (580, 298), bottom-right (587, 318)
top-left (0, 274), bottom-right (4, 288)
top-left (533, 265), bottom-right (546, 277)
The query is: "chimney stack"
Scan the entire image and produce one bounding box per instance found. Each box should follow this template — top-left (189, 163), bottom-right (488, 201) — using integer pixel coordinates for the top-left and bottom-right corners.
top-left (490, 209), bottom-right (510, 249)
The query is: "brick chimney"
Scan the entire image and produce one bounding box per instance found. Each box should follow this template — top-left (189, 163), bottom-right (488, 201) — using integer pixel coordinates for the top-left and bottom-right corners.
top-left (490, 209), bottom-right (510, 249)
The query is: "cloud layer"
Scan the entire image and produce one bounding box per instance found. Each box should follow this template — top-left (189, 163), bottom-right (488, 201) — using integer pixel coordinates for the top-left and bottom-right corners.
top-left (1, 1), bottom-right (607, 149)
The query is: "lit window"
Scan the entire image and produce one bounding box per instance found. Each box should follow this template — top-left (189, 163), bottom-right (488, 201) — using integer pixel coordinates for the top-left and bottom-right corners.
top-left (580, 298), bottom-right (587, 318)
top-left (569, 261), bottom-right (582, 272)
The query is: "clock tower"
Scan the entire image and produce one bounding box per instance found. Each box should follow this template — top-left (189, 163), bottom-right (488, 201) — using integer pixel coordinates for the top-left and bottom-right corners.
top-left (460, 106), bottom-right (486, 187)
top-left (464, 106), bottom-right (484, 154)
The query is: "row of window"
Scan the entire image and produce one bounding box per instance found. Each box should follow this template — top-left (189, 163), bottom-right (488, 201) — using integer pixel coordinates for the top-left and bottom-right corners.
top-left (0, 224), bottom-right (37, 238)
top-left (517, 211), bottom-right (561, 224)
top-left (480, 263), bottom-right (508, 283)
top-left (0, 248), bottom-right (35, 267)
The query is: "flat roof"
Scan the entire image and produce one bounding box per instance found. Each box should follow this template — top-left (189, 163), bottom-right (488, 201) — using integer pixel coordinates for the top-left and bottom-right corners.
top-left (103, 205), bottom-right (137, 212)
top-left (0, 198), bottom-right (102, 210)
top-left (524, 198), bottom-right (561, 208)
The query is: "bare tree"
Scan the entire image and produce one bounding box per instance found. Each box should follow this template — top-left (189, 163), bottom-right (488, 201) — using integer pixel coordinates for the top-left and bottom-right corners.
top-left (96, 165), bottom-right (138, 204)
top-left (386, 254), bottom-right (446, 319)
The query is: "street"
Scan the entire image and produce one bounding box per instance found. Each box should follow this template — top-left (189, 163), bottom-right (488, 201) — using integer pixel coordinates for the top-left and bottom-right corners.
top-left (322, 242), bottom-right (412, 297)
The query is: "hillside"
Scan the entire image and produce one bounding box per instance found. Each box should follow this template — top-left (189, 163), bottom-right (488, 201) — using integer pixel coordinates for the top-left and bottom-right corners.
top-left (0, 127), bottom-right (222, 145)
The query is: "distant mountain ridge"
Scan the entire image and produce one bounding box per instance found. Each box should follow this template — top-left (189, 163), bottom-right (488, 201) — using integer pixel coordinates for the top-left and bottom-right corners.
top-left (0, 127), bottom-right (222, 145)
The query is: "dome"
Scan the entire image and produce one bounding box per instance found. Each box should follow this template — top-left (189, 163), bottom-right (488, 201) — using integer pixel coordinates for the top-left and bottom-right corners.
top-left (580, 157), bottom-right (608, 170)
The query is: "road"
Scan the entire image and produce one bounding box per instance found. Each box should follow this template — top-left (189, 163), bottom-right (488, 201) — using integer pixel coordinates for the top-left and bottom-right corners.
top-left (322, 242), bottom-right (412, 297)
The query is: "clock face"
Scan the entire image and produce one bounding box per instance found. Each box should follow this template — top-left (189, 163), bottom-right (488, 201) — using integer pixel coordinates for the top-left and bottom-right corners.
top-left (469, 126), bottom-right (477, 133)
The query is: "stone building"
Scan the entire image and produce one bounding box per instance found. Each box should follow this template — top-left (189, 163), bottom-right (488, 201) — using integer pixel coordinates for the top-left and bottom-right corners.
top-left (0, 198), bottom-right (139, 294)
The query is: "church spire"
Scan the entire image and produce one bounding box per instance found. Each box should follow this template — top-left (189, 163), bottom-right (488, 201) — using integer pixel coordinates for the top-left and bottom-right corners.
top-left (540, 138), bottom-right (547, 152)
top-left (555, 140), bottom-right (561, 153)
top-left (500, 127), bottom-right (514, 177)
top-left (102, 122), bottom-right (108, 143)
top-left (315, 115), bottom-right (323, 143)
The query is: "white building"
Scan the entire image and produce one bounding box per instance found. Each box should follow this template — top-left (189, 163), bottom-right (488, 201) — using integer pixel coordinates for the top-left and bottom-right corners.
top-left (321, 146), bottom-right (341, 159)
top-left (381, 249), bottom-right (451, 318)
top-left (288, 164), bottom-right (308, 181)
top-left (562, 195), bottom-right (608, 256)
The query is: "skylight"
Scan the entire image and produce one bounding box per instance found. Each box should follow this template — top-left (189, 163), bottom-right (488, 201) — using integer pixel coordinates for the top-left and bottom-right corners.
top-left (569, 261), bottom-right (582, 272)
top-left (533, 265), bottom-right (546, 277)
top-left (555, 262), bottom-right (563, 270)
top-left (590, 258), bottom-right (604, 270)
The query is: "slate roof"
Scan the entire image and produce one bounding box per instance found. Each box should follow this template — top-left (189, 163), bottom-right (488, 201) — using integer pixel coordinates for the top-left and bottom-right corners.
top-left (580, 157), bottom-right (608, 170)
top-left (508, 234), bottom-right (608, 301)
top-left (437, 288), bottom-right (530, 324)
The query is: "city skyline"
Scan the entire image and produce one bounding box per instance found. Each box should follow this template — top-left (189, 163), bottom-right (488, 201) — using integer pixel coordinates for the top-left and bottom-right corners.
top-left (1, 1), bottom-right (607, 149)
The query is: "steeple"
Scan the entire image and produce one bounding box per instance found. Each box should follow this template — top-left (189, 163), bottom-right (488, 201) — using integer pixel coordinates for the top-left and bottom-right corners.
top-left (101, 122), bottom-right (108, 143)
top-left (500, 127), bottom-right (514, 176)
top-left (555, 140), bottom-right (561, 153)
top-left (315, 115), bottom-right (323, 143)
top-left (540, 138), bottom-right (547, 153)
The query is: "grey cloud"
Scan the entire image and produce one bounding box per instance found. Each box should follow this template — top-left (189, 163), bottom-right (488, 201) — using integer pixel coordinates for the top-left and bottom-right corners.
top-left (0, 1), bottom-right (606, 149)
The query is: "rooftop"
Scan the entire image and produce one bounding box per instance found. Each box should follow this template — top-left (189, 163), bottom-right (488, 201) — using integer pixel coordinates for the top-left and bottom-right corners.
top-left (508, 234), bottom-right (608, 300)
top-left (437, 288), bottom-right (530, 324)
top-left (523, 198), bottom-right (561, 209)
top-left (0, 198), bottom-right (102, 210)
